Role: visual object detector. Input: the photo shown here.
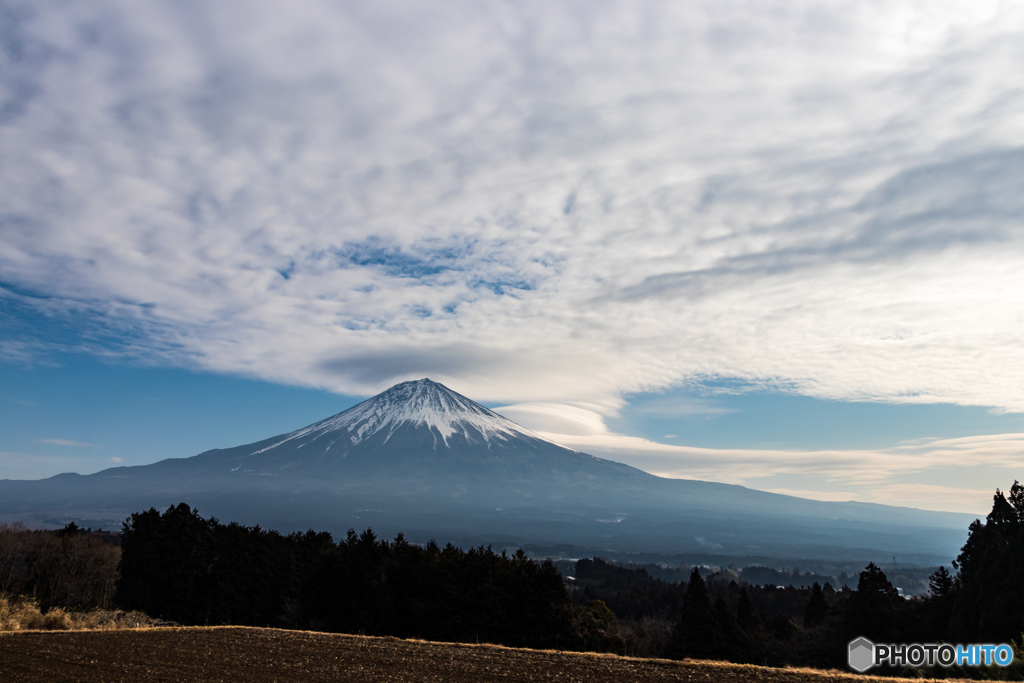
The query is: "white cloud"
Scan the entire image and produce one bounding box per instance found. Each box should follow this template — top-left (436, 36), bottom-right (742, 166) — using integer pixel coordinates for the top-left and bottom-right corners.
top-left (496, 403), bottom-right (618, 436)
top-left (1, 0), bottom-right (1023, 415)
top-left (495, 403), bottom-right (1022, 514)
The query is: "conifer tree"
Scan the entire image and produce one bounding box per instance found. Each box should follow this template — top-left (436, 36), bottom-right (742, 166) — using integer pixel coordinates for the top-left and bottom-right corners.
top-left (844, 562), bottom-right (900, 642)
top-left (949, 482), bottom-right (1024, 643)
top-left (714, 595), bottom-right (746, 660)
top-left (919, 565), bottom-right (956, 642)
top-left (736, 586), bottom-right (762, 634)
top-left (803, 582), bottom-right (829, 629)
top-left (669, 568), bottom-right (728, 660)
top-left (928, 566), bottom-right (953, 598)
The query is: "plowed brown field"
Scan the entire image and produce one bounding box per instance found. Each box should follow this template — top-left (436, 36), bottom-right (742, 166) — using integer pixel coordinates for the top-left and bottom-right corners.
top-left (0, 626), bottom-right (959, 683)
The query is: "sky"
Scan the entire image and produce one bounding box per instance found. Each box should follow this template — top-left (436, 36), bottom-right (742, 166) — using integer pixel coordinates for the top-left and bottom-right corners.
top-left (2, 0), bottom-right (1023, 515)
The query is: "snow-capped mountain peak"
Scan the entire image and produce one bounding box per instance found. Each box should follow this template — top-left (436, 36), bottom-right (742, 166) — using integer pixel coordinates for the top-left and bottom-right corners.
top-left (251, 378), bottom-right (545, 455)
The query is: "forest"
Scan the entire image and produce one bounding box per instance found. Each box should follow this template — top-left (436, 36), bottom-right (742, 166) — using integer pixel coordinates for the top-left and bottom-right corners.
top-left (1, 482), bottom-right (1022, 678)
top-left (0, 521), bottom-right (119, 612)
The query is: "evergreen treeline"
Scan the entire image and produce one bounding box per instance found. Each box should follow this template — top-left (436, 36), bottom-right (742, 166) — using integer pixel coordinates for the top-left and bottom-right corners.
top-left (663, 482), bottom-right (1024, 678)
top-left (116, 503), bottom-right (598, 649)
top-left (572, 556), bottom-right (842, 633)
top-left (573, 557), bottom-right (683, 621)
top-left (569, 483), bottom-right (1024, 678)
top-left (569, 556), bottom-right (842, 659)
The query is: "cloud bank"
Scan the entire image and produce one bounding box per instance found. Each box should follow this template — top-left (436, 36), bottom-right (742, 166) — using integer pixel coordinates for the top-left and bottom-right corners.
top-left (497, 403), bottom-right (1023, 514)
top-left (1, 0), bottom-right (1023, 414)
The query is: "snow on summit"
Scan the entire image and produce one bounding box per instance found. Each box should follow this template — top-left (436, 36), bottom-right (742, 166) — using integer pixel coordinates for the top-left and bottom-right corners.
top-left (253, 379), bottom-right (543, 454)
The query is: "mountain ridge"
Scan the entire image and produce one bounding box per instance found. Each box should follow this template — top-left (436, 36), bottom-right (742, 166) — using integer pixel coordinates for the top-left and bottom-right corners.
top-left (0, 378), bottom-right (976, 564)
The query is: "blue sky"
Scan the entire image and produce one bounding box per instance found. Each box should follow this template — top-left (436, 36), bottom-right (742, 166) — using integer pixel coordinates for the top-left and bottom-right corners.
top-left (0, 353), bottom-right (360, 479)
top-left (2, 0), bottom-right (1023, 513)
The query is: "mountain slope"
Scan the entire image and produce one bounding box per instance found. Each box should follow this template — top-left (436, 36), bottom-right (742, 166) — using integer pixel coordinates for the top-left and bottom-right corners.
top-left (0, 379), bottom-right (976, 563)
top-left (195, 378), bottom-right (633, 480)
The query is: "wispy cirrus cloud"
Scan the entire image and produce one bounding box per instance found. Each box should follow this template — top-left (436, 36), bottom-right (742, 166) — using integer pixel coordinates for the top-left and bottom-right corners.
top-left (0, 0), bottom-right (1022, 417)
top-left (36, 439), bottom-right (95, 447)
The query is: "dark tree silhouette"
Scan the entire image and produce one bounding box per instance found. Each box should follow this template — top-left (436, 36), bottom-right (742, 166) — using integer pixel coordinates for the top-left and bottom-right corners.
top-left (803, 582), bottom-right (829, 629)
top-left (844, 562), bottom-right (901, 642)
top-left (736, 586), bottom-right (763, 634)
top-left (669, 568), bottom-right (729, 660)
top-left (949, 482), bottom-right (1024, 644)
top-left (928, 566), bottom-right (954, 598)
top-left (117, 503), bottom-right (580, 649)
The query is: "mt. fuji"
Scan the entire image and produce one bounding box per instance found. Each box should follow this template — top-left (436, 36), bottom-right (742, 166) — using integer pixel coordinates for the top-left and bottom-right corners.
top-left (281, 377), bottom-right (542, 447)
top-left (0, 379), bottom-right (974, 563)
top-left (133, 378), bottom-right (643, 489)
top-left (203, 378), bottom-right (628, 480)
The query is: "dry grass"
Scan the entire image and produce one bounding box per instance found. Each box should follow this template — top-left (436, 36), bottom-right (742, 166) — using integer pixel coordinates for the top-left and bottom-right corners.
top-left (0, 625), bottom-right (983, 683)
top-left (0, 593), bottom-right (163, 632)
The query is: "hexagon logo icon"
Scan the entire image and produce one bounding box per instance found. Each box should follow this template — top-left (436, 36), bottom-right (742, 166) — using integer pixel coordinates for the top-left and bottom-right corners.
top-left (848, 637), bottom-right (875, 672)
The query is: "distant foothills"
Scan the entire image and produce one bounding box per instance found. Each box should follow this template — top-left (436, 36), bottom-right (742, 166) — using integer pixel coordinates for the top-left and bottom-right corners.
top-left (0, 379), bottom-right (977, 565)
